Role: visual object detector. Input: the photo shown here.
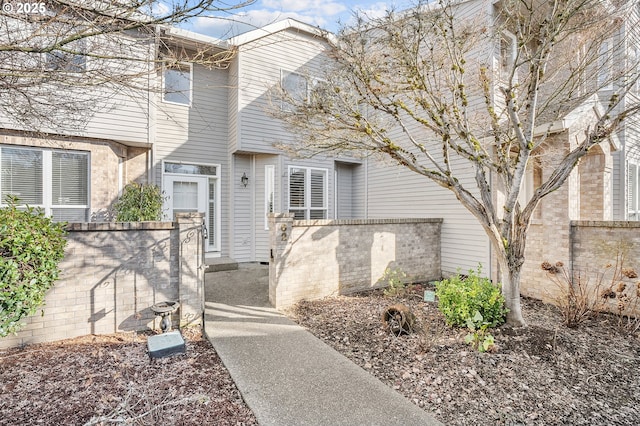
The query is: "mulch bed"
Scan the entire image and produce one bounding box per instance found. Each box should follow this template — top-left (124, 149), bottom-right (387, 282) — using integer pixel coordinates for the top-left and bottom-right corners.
top-left (0, 328), bottom-right (257, 425)
top-left (288, 288), bottom-right (640, 425)
top-left (3, 290), bottom-right (639, 425)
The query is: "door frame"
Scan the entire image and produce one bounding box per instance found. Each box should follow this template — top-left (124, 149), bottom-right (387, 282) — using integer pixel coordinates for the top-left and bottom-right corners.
top-left (162, 161), bottom-right (221, 253)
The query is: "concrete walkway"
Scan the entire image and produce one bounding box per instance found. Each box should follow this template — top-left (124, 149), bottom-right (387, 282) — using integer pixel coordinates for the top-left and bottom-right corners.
top-left (204, 264), bottom-right (442, 426)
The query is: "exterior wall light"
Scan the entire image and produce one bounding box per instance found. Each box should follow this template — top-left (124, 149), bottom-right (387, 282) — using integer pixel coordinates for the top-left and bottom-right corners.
top-left (241, 172), bottom-right (249, 187)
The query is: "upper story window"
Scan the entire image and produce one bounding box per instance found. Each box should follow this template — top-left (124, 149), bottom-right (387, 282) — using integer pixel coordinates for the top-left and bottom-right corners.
top-left (288, 166), bottom-right (328, 220)
top-left (597, 40), bottom-right (613, 90)
top-left (0, 145), bottom-right (89, 222)
top-left (499, 31), bottom-right (516, 83)
top-left (163, 63), bottom-right (192, 106)
top-left (281, 70), bottom-right (309, 111)
top-left (45, 41), bottom-right (86, 73)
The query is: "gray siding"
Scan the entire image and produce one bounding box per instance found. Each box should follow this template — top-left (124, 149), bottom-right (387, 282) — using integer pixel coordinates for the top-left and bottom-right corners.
top-left (365, 158), bottom-right (490, 276)
top-left (155, 64), bottom-right (230, 255)
top-left (228, 56), bottom-right (240, 153)
top-left (236, 29), bottom-right (330, 153)
top-left (336, 161), bottom-right (362, 219)
top-left (232, 154), bottom-right (252, 261)
top-left (0, 33), bottom-right (152, 145)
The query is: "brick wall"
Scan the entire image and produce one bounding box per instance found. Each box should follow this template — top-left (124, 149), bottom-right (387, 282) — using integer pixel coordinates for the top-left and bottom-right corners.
top-left (269, 214), bottom-right (442, 309)
top-left (569, 221), bottom-right (640, 315)
top-left (0, 213), bottom-right (204, 349)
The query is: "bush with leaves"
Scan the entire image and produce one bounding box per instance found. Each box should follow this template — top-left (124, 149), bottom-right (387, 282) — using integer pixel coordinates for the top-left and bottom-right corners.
top-left (435, 267), bottom-right (508, 328)
top-left (0, 198), bottom-right (67, 337)
top-left (381, 267), bottom-right (409, 297)
top-left (113, 182), bottom-right (164, 222)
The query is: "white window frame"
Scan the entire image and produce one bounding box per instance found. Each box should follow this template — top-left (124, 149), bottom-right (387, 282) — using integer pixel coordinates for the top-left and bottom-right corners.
top-left (499, 30), bottom-right (517, 84)
top-left (0, 145), bottom-right (90, 221)
top-left (163, 62), bottom-right (193, 106)
top-left (288, 166), bottom-right (328, 220)
top-left (45, 39), bottom-right (87, 73)
top-left (598, 40), bottom-right (613, 91)
top-left (281, 69), bottom-right (309, 111)
top-left (265, 165), bottom-right (275, 230)
top-left (162, 160), bottom-right (221, 251)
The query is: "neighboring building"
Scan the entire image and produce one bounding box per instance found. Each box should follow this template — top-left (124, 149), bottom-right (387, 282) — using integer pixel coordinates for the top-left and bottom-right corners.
top-left (352, 0), bottom-right (640, 300)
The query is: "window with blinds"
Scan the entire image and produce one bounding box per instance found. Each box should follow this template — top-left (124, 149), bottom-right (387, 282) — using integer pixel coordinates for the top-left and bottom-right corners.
top-left (0, 146), bottom-right (89, 221)
top-left (288, 166), bottom-right (327, 220)
top-left (1, 147), bottom-right (43, 204)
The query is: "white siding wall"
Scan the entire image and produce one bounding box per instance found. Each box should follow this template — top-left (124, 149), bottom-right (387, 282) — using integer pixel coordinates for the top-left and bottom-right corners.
top-left (362, 0), bottom-right (495, 276)
top-left (155, 64), bottom-right (230, 255)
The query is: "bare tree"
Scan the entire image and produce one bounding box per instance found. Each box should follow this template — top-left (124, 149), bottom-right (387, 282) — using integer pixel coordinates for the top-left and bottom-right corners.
top-left (275, 0), bottom-right (640, 325)
top-left (0, 0), bottom-right (253, 132)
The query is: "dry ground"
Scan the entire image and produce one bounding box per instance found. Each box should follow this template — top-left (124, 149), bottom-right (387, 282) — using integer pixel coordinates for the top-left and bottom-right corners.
top-left (289, 288), bottom-right (640, 425)
top-left (0, 328), bottom-right (257, 425)
top-left (3, 289), bottom-right (640, 425)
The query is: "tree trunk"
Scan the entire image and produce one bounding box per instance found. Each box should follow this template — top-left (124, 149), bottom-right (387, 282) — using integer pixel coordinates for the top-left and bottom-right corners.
top-left (500, 262), bottom-right (527, 326)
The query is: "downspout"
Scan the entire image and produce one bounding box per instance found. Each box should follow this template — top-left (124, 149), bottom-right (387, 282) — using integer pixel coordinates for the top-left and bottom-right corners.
top-left (364, 157), bottom-right (369, 218)
top-left (251, 154), bottom-right (256, 260)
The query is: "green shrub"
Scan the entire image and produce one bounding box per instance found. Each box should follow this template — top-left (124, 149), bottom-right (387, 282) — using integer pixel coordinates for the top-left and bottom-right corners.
top-left (0, 197), bottom-right (67, 337)
top-left (435, 266), bottom-right (508, 328)
top-left (113, 182), bottom-right (164, 222)
top-left (381, 267), bottom-right (408, 297)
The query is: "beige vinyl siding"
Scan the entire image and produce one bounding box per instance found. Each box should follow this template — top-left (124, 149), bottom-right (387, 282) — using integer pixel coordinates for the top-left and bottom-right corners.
top-left (155, 63), bottom-right (230, 255)
top-left (233, 154), bottom-right (252, 261)
top-left (236, 29), bottom-right (329, 153)
top-left (360, 0), bottom-right (493, 275)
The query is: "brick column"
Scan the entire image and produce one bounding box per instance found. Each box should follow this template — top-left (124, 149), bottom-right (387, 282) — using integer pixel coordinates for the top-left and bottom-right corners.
top-left (268, 213), bottom-right (295, 308)
top-left (176, 213), bottom-right (205, 327)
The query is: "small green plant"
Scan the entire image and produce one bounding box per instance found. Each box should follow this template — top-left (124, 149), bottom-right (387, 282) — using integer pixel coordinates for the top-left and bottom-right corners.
top-left (0, 196), bottom-right (67, 337)
top-left (435, 266), bottom-right (508, 327)
top-left (464, 311), bottom-right (496, 352)
top-left (113, 182), bottom-right (164, 222)
top-left (382, 267), bottom-right (408, 297)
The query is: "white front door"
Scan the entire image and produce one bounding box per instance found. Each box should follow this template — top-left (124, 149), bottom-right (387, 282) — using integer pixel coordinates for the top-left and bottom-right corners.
top-left (164, 175), bottom-right (217, 252)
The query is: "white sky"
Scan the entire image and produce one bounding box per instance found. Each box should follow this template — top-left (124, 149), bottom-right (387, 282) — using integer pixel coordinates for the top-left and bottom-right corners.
top-left (183, 0), bottom-right (415, 39)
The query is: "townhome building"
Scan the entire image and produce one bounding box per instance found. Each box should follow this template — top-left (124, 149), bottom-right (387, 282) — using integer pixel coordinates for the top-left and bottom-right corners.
top-left (1, 0), bottom-right (638, 301)
top-left (0, 17), bottom-right (365, 264)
